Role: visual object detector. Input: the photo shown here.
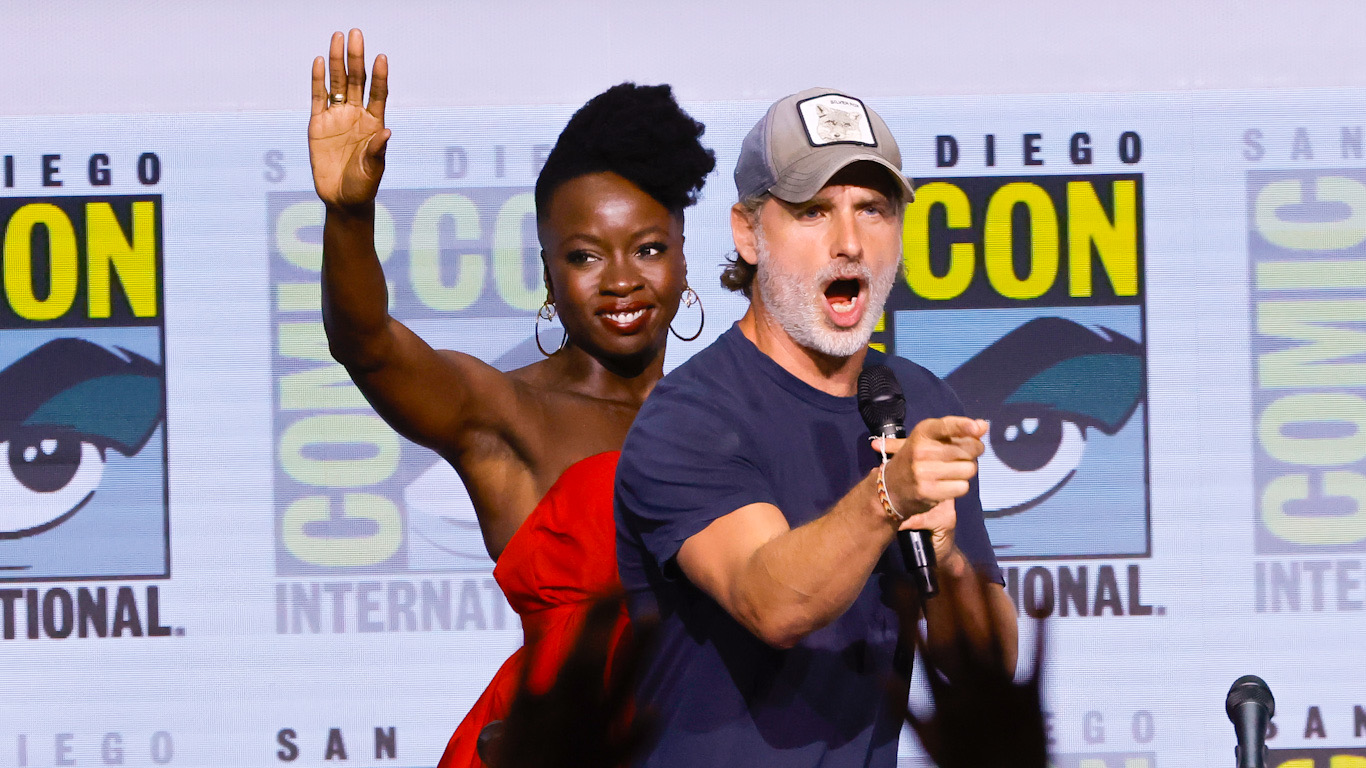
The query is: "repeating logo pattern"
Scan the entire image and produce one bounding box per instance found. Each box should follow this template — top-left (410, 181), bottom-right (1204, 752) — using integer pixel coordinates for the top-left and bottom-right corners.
top-left (880, 173), bottom-right (1149, 559)
top-left (0, 196), bottom-right (167, 581)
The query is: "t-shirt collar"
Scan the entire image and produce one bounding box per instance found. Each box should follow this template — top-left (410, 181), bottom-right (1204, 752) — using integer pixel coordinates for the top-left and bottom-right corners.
top-left (723, 323), bottom-right (864, 414)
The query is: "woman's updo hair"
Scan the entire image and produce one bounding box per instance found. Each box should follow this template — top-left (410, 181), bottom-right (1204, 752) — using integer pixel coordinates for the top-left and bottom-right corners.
top-left (534, 83), bottom-right (715, 221)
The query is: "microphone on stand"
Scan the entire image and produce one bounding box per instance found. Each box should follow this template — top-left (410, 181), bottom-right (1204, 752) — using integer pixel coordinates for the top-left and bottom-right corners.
top-left (1226, 674), bottom-right (1275, 768)
top-left (857, 365), bottom-right (938, 598)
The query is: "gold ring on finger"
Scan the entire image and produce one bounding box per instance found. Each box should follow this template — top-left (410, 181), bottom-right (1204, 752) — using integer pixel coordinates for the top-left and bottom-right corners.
top-left (330, 93), bottom-right (346, 105)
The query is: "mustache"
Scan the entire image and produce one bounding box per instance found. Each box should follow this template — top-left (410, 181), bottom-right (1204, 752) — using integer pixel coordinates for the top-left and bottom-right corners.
top-left (817, 262), bottom-right (874, 285)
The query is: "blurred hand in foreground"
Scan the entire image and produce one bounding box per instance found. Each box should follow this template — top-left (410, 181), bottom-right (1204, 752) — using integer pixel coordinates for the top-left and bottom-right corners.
top-left (893, 572), bottom-right (1047, 768)
top-left (487, 593), bottom-right (654, 768)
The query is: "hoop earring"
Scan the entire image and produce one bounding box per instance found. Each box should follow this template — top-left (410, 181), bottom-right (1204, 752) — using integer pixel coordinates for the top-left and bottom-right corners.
top-left (535, 299), bottom-right (568, 357)
top-left (670, 286), bottom-right (704, 342)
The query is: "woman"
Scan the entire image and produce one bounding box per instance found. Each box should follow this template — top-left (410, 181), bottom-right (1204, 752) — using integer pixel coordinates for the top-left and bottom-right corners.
top-left (308, 29), bottom-right (713, 768)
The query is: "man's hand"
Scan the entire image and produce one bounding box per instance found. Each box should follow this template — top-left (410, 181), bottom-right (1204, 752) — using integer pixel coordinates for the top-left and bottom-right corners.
top-left (309, 29), bottom-right (390, 212)
top-left (872, 416), bottom-right (986, 563)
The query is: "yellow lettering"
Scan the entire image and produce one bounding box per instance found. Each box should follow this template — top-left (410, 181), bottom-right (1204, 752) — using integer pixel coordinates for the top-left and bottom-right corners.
top-left (1258, 300), bottom-right (1366, 387)
top-left (281, 494), bottom-right (401, 566)
top-left (86, 201), bottom-right (157, 318)
top-left (279, 414), bottom-right (399, 487)
top-left (902, 182), bottom-right (975, 300)
top-left (277, 322), bottom-right (367, 410)
top-left (1260, 392), bottom-right (1366, 466)
top-left (276, 283), bottom-right (321, 312)
top-left (1262, 471), bottom-right (1366, 545)
top-left (983, 182), bottom-right (1059, 300)
top-left (275, 200), bottom-right (395, 272)
top-left (276, 281), bottom-right (395, 313)
top-left (492, 192), bottom-right (542, 311)
top-left (867, 314), bottom-right (886, 353)
top-left (1255, 176), bottom-right (1366, 251)
top-left (1258, 258), bottom-right (1366, 290)
top-left (3, 203), bottom-right (79, 321)
top-left (276, 201), bottom-right (324, 271)
top-left (1068, 180), bottom-right (1138, 297)
top-left (409, 194), bottom-right (485, 311)
top-left (1331, 756), bottom-right (1366, 768)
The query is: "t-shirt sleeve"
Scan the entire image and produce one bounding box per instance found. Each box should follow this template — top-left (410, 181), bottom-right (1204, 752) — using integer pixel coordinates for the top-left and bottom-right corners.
top-left (936, 378), bottom-right (1004, 586)
top-left (953, 475), bottom-right (1003, 586)
top-left (615, 388), bottom-right (777, 576)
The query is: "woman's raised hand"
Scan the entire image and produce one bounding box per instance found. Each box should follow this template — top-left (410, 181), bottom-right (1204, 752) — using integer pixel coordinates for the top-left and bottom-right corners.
top-left (309, 29), bottom-right (390, 211)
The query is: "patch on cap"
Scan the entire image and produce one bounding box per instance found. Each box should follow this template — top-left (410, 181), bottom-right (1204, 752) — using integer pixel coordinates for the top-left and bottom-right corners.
top-left (796, 93), bottom-right (877, 148)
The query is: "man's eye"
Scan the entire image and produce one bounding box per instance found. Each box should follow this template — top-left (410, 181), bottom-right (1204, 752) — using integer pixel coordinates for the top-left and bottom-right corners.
top-left (0, 434), bottom-right (107, 538)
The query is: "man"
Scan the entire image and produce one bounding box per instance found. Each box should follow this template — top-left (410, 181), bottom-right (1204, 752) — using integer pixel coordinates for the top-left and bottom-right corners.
top-left (615, 88), bottom-right (1017, 767)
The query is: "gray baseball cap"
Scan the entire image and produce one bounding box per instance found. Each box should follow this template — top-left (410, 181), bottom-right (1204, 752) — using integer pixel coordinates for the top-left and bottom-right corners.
top-left (734, 87), bottom-right (915, 204)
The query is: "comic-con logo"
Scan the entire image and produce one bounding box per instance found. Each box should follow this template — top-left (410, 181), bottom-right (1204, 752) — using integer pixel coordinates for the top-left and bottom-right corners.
top-left (0, 196), bottom-right (168, 581)
top-left (1249, 170), bottom-right (1366, 557)
top-left (1269, 747), bottom-right (1366, 767)
top-left (877, 173), bottom-right (1148, 560)
top-left (269, 189), bottom-right (545, 576)
top-left (1248, 169), bottom-right (1366, 614)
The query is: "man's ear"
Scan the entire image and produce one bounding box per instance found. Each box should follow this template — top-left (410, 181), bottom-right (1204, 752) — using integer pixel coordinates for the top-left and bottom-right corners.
top-left (731, 204), bottom-right (760, 267)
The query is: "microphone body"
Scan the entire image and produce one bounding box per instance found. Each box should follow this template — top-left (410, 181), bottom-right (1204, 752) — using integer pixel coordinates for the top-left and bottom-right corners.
top-left (1226, 675), bottom-right (1275, 768)
top-left (857, 366), bottom-right (938, 598)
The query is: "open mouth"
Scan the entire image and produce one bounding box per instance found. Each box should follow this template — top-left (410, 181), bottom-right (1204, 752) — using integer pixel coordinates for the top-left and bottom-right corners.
top-left (823, 278), bottom-right (864, 326)
top-left (604, 309), bottom-right (646, 324)
top-left (598, 304), bottom-right (653, 334)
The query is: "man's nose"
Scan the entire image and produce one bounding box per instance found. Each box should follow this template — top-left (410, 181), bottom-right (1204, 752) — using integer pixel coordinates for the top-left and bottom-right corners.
top-left (830, 207), bottom-right (863, 260)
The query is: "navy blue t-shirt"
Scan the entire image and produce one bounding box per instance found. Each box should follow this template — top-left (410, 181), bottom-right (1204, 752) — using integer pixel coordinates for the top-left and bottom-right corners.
top-left (615, 324), bottom-right (1002, 768)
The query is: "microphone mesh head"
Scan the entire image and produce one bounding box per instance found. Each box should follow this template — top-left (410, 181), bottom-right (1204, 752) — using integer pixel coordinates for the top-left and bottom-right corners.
top-left (857, 365), bottom-right (905, 435)
top-left (1226, 674), bottom-right (1275, 719)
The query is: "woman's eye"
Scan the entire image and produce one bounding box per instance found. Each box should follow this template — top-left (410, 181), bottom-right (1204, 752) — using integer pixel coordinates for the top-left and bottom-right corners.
top-left (638, 243), bottom-right (667, 258)
top-left (566, 250), bottom-right (598, 264)
top-left (0, 434), bottom-right (107, 538)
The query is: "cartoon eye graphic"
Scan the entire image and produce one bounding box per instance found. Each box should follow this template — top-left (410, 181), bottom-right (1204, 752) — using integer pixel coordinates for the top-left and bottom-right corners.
top-left (979, 408), bottom-right (1086, 514)
top-left (945, 317), bottom-right (1144, 518)
top-left (0, 338), bottom-right (162, 539)
top-left (1, 432), bottom-right (107, 536)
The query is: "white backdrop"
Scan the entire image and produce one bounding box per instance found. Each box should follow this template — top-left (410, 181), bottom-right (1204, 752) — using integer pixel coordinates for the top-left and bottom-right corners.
top-left (2, 4), bottom-right (1366, 768)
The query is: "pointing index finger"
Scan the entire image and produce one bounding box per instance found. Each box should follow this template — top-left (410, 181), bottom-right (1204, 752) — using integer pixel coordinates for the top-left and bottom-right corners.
top-left (919, 416), bottom-right (988, 441)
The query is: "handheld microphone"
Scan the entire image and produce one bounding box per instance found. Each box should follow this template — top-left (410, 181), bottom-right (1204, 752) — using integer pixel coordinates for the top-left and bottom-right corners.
top-left (857, 365), bottom-right (938, 598)
top-left (1226, 675), bottom-right (1274, 768)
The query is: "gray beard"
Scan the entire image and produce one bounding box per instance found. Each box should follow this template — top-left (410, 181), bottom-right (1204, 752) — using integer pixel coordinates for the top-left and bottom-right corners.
top-left (753, 228), bottom-right (898, 359)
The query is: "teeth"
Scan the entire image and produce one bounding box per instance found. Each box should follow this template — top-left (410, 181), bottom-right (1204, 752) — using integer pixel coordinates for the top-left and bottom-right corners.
top-left (605, 309), bottom-right (646, 323)
top-left (830, 299), bottom-right (856, 313)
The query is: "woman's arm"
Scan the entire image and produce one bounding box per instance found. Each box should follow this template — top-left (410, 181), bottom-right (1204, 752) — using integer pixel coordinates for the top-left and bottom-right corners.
top-left (309, 30), bottom-right (525, 471)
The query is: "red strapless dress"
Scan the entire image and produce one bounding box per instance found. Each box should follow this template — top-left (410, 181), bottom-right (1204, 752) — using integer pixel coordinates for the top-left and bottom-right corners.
top-left (437, 451), bottom-right (629, 768)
